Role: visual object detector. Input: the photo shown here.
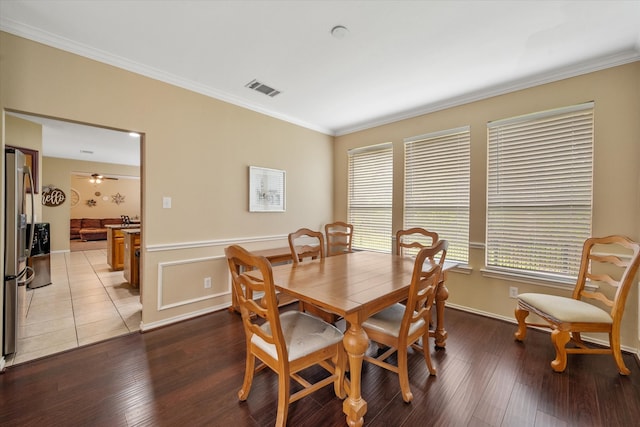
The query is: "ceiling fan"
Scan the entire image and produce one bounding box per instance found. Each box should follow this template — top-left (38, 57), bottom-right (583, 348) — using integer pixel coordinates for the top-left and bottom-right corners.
top-left (89, 173), bottom-right (118, 184)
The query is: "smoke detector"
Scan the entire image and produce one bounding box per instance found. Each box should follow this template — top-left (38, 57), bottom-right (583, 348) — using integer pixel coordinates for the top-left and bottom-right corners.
top-left (331, 25), bottom-right (349, 39)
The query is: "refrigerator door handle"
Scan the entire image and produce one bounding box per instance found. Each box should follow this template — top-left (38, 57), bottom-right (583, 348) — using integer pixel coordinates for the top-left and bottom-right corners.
top-left (24, 165), bottom-right (35, 258)
top-left (17, 265), bottom-right (35, 286)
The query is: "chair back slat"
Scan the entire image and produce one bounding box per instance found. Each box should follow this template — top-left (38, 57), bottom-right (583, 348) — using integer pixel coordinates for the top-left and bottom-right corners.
top-left (586, 272), bottom-right (619, 288)
top-left (580, 290), bottom-right (614, 307)
top-left (590, 253), bottom-right (629, 268)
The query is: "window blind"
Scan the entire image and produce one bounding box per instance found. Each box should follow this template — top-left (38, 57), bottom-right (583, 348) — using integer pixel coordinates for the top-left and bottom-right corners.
top-left (404, 127), bottom-right (470, 262)
top-left (348, 143), bottom-right (393, 252)
top-left (486, 102), bottom-right (594, 279)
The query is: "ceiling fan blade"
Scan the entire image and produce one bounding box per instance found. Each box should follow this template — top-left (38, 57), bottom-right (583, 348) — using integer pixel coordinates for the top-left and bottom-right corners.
top-left (90, 173), bottom-right (118, 181)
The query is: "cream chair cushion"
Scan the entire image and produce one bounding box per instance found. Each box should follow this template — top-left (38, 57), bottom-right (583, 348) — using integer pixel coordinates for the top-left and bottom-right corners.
top-left (253, 311), bottom-right (343, 361)
top-left (362, 303), bottom-right (426, 338)
top-left (518, 293), bottom-right (612, 324)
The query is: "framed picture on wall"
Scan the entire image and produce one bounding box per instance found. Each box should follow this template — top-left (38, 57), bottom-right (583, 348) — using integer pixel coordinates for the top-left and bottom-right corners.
top-left (7, 145), bottom-right (39, 194)
top-left (249, 166), bottom-right (286, 212)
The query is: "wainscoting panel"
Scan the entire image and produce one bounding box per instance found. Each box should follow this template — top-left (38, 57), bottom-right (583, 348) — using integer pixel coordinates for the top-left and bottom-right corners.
top-left (157, 255), bottom-right (230, 310)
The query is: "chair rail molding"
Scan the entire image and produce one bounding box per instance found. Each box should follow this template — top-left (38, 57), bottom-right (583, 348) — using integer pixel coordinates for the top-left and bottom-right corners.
top-left (146, 234), bottom-right (289, 252)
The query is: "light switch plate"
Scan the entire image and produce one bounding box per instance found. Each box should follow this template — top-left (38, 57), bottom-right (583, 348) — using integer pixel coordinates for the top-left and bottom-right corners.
top-left (162, 196), bottom-right (172, 209)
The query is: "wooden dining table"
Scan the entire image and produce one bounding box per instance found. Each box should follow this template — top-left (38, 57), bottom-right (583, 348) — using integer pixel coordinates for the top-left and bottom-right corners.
top-left (263, 250), bottom-right (455, 426)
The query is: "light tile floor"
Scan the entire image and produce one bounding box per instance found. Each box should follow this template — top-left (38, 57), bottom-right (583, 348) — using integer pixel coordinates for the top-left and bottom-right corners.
top-left (5, 248), bottom-right (141, 366)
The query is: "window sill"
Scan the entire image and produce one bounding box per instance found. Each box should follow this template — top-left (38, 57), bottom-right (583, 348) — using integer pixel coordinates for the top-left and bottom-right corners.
top-left (449, 264), bottom-right (472, 275)
top-left (480, 267), bottom-right (596, 292)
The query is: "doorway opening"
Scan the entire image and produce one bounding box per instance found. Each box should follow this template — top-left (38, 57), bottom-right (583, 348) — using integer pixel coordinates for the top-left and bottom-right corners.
top-left (3, 110), bottom-right (143, 366)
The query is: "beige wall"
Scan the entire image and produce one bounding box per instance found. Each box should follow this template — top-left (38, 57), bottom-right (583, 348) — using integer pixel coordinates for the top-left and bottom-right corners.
top-left (70, 174), bottom-right (140, 220)
top-left (334, 62), bottom-right (640, 352)
top-left (41, 156), bottom-right (140, 252)
top-left (1, 32), bottom-right (334, 330)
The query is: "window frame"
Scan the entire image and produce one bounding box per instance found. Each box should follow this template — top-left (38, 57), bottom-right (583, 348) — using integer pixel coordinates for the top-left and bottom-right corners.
top-left (485, 102), bottom-right (594, 282)
top-left (347, 142), bottom-right (393, 253)
top-left (403, 126), bottom-right (470, 263)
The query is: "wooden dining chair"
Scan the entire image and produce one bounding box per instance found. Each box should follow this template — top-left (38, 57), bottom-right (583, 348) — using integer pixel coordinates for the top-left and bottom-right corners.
top-left (396, 227), bottom-right (439, 257)
top-left (288, 227), bottom-right (325, 262)
top-left (396, 227), bottom-right (441, 313)
top-left (225, 245), bottom-right (345, 426)
top-left (325, 221), bottom-right (354, 256)
top-left (514, 235), bottom-right (640, 375)
top-left (288, 228), bottom-right (339, 323)
top-left (362, 239), bottom-right (448, 402)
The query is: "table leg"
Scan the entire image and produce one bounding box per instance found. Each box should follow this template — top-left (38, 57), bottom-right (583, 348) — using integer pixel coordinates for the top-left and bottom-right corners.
top-left (342, 319), bottom-right (369, 427)
top-left (434, 274), bottom-right (450, 348)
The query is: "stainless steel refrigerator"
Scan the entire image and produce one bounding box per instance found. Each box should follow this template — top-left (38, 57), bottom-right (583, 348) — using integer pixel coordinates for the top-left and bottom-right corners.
top-left (3, 147), bottom-right (35, 356)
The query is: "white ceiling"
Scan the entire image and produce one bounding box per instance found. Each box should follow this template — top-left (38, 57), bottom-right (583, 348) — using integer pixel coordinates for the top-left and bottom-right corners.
top-left (7, 112), bottom-right (141, 167)
top-left (2, 1), bottom-right (640, 158)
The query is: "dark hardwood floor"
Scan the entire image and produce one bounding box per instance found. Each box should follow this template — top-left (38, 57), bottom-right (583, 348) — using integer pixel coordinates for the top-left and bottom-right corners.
top-left (2, 306), bottom-right (639, 426)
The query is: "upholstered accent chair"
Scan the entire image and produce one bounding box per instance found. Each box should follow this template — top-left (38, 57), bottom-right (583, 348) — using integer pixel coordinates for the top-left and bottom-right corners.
top-left (514, 235), bottom-right (640, 375)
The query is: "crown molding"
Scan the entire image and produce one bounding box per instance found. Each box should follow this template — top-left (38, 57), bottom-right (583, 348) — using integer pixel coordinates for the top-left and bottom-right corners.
top-left (334, 48), bottom-right (640, 136)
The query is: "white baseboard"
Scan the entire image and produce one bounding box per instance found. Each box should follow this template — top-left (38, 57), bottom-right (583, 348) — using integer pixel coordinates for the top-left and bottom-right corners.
top-left (140, 301), bottom-right (231, 332)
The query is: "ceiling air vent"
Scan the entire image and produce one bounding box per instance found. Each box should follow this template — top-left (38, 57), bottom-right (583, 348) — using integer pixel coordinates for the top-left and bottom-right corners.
top-left (245, 79), bottom-right (281, 97)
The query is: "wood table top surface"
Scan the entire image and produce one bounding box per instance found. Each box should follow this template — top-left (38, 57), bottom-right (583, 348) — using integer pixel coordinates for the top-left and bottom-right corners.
top-left (267, 251), bottom-right (416, 317)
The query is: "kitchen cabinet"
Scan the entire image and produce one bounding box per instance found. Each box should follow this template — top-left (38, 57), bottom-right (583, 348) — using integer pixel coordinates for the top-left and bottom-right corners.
top-left (123, 228), bottom-right (141, 288)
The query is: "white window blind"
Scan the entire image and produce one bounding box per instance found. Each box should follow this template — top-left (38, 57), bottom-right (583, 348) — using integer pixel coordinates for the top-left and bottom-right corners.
top-left (404, 127), bottom-right (470, 262)
top-left (486, 102), bottom-right (594, 279)
top-left (348, 143), bottom-right (393, 252)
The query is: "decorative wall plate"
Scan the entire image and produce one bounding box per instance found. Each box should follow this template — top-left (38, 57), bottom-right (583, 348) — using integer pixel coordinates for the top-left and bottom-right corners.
top-left (111, 192), bottom-right (125, 205)
top-left (70, 188), bottom-right (80, 207)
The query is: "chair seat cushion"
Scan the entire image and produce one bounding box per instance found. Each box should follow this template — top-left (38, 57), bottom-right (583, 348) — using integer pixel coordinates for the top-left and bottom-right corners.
top-left (518, 293), bottom-right (612, 324)
top-left (362, 303), bottom-right (426, 337)
top-left (253, 311), bottom-right (343, 361)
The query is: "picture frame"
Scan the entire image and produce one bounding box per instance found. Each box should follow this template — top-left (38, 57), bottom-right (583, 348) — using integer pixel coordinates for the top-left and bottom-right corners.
top-left (7, 145), bottom-right (39, 194)
top-left (249, 166), bottom-right (285, 212)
